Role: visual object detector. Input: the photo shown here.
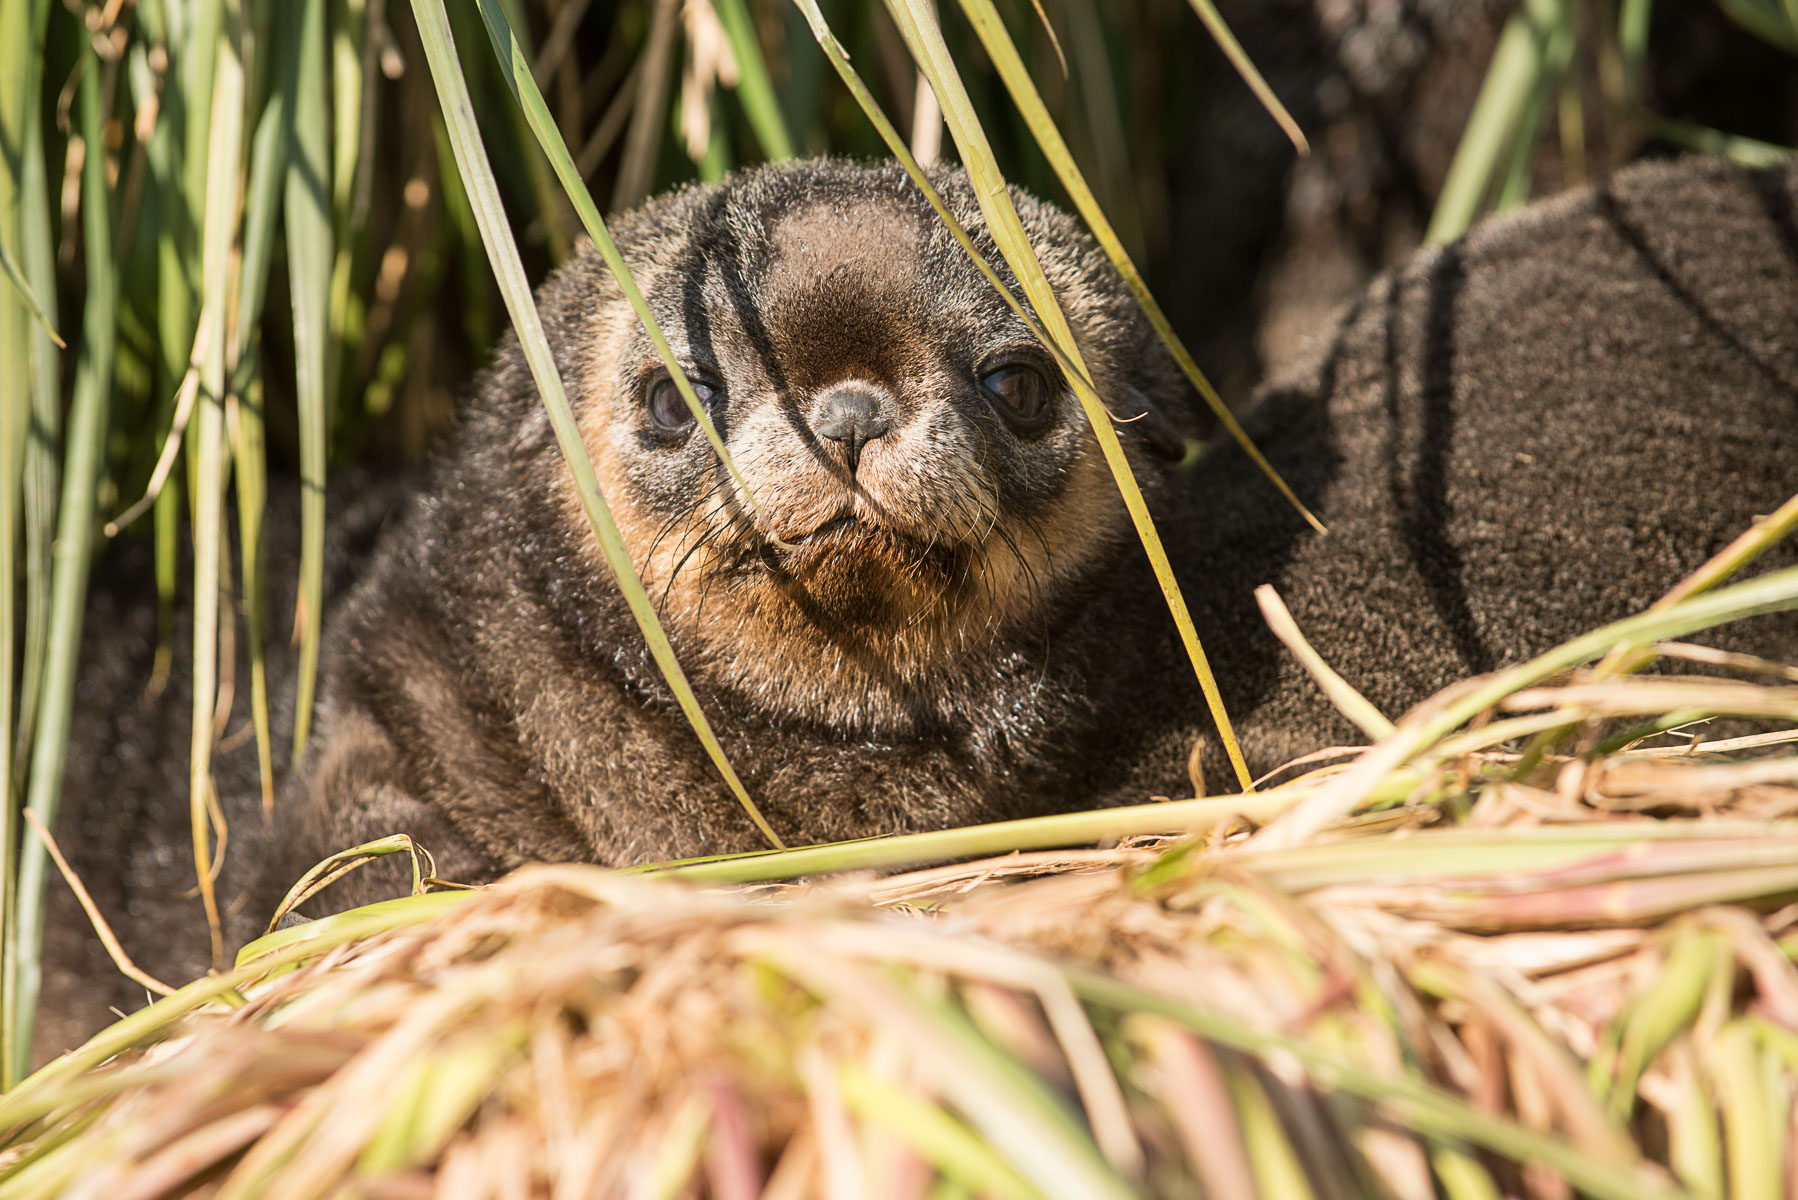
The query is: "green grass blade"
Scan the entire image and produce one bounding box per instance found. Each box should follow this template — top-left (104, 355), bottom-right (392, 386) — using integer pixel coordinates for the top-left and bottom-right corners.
top-left (0, 244), bottom-right (62, 349)
top-left (7, 3), bottom-right (61, 1091)
top-left (142, 118), bottom-right (190, 694)
top-left (189, 0), bottom-right (249, 972)
top-left (324, 0), bottom-right (367, 407)
top-left (645, 1093), bottom-right (712, 1200)
top-left (1618, 0), bottom-right (1652, 98)
top-left (411, 0), bottom-right (782, 850)
top-left (646, 788), bottom-right (1329, 885)
top-left (882, 0), bottom-right (1255, 790)
top-left (228, 382), bottom-right (273, 817)
top-left (232, 62), bottom-right (291, 381)
top-left (1662, 1041), bottom-right (1724, 1198)
top-left (15, 54), bottom-right (63, 778)
top-left (148, 0), bottom-right (198, 463)
top-left (145, 0), bottom-right (206, 696)
top-left (265, 833), bottom-right (437, 930)
top-left (1, 892), bottom-right (471, 1129)
top-left (954, 0), bottom-right (1323, 533)
top-left (1179, 0), bottom-right (1308, 155)
top-left (152, 481), bottom-right (180, 689)
top-left (12, 42), bottom-right (120, 1082)
top-left (473, 0), bottom-right (781, 538)
top-left (1227, 1064), bottom-right (1317, 1199)
top-left (0, 0), bottom-right (34, 1095)
top-left (1641, 115), bottom-right (1795, 167)
top-left (1493, 0), bottom-right (1573, 215)
top-left (1606, 930), bottom-right (1728, 1117)
top-left (712, 0), bottom-right (795, 159)
top-left (1432, 1147), bottom-right (1504, 1200)
top-left (1715, 1022), bottom-right (1784, 1200)
top-left (1493, 76), bottom-right (1548, 214)
top-left (237, 887), bottom-right (471, 968)
top-left (182, 0), bottom-right (227, 210)
top-left (285, 0), bottom-right (331, 763)
top-left (228, 60), bottom-right (292, 820)
top-left (1427, 0), bottom-right (1560, 243)
top-left (1717, 0), bottom-right (1798, 52)
top-left (330, 0), bottom-right (366, 222)
top-left (0, 239), bottom-right (18, 1094)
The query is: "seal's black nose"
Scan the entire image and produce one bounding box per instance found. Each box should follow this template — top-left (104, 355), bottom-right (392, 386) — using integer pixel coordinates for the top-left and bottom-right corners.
top-left (810, 383), bottom-right (893, 473)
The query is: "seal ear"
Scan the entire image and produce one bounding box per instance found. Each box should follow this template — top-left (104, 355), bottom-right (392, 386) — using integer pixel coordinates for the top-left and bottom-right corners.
top-left (1116, 384), bottom-right (1192, 462)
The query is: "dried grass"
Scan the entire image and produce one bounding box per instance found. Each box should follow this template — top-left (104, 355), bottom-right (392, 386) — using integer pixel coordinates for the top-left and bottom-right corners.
top-left (3, 680), bottom-right (1796, 1198)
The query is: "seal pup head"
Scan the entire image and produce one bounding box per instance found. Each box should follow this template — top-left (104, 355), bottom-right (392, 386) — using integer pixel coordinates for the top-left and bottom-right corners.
top-left (555, 160), bottom-right (1190, 731)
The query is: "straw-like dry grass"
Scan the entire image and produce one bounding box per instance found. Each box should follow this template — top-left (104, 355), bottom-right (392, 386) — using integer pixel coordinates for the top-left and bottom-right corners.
top-left (3, 637), bottom-right (1796, 1199)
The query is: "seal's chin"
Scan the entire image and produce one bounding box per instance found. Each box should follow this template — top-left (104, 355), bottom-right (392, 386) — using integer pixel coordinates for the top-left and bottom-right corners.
top-left (768, 517), bottom-right (965, 577)
top-left (752, 514), bottom-right (975, 626)
top-left (786, 512), bottom-right (863, 548)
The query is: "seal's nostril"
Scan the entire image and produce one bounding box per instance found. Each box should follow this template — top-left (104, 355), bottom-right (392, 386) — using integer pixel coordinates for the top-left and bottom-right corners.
top-left (811, 384), bottom-right (893, 472)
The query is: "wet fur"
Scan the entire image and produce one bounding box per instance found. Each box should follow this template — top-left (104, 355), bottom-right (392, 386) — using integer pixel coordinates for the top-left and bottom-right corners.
top-left (38, 155), bottom-right (1798, 1059)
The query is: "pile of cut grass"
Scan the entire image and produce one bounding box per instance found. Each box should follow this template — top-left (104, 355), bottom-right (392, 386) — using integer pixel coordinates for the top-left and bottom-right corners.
top-left (2, 594), bottom-right (1796, 1199)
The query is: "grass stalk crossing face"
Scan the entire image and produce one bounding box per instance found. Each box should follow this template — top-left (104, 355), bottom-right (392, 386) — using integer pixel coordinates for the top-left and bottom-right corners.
top-left (882, 0), bottom-right (1256, 789)
top-left (412, 0), bottom-right (782, 850)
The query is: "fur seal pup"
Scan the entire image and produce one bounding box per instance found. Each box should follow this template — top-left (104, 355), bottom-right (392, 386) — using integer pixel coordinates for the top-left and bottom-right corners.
top-left (37, 155), bottom-right (1798, 1059)
top-left (283, 154), bottom-right (1798, 891)
top-left (278, 159), bottom-right (1195, 889)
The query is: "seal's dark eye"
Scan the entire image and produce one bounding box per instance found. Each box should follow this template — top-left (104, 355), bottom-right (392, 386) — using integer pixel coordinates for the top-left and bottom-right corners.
top-left (979, 363), bottom-right (1054, 429)
top-left (646, 373), bottom-right (716, 433)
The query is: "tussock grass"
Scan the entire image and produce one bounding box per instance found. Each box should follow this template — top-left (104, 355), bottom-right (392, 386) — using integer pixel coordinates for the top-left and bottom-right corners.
top-left (3, 580), bottom-right (1797, 1197)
